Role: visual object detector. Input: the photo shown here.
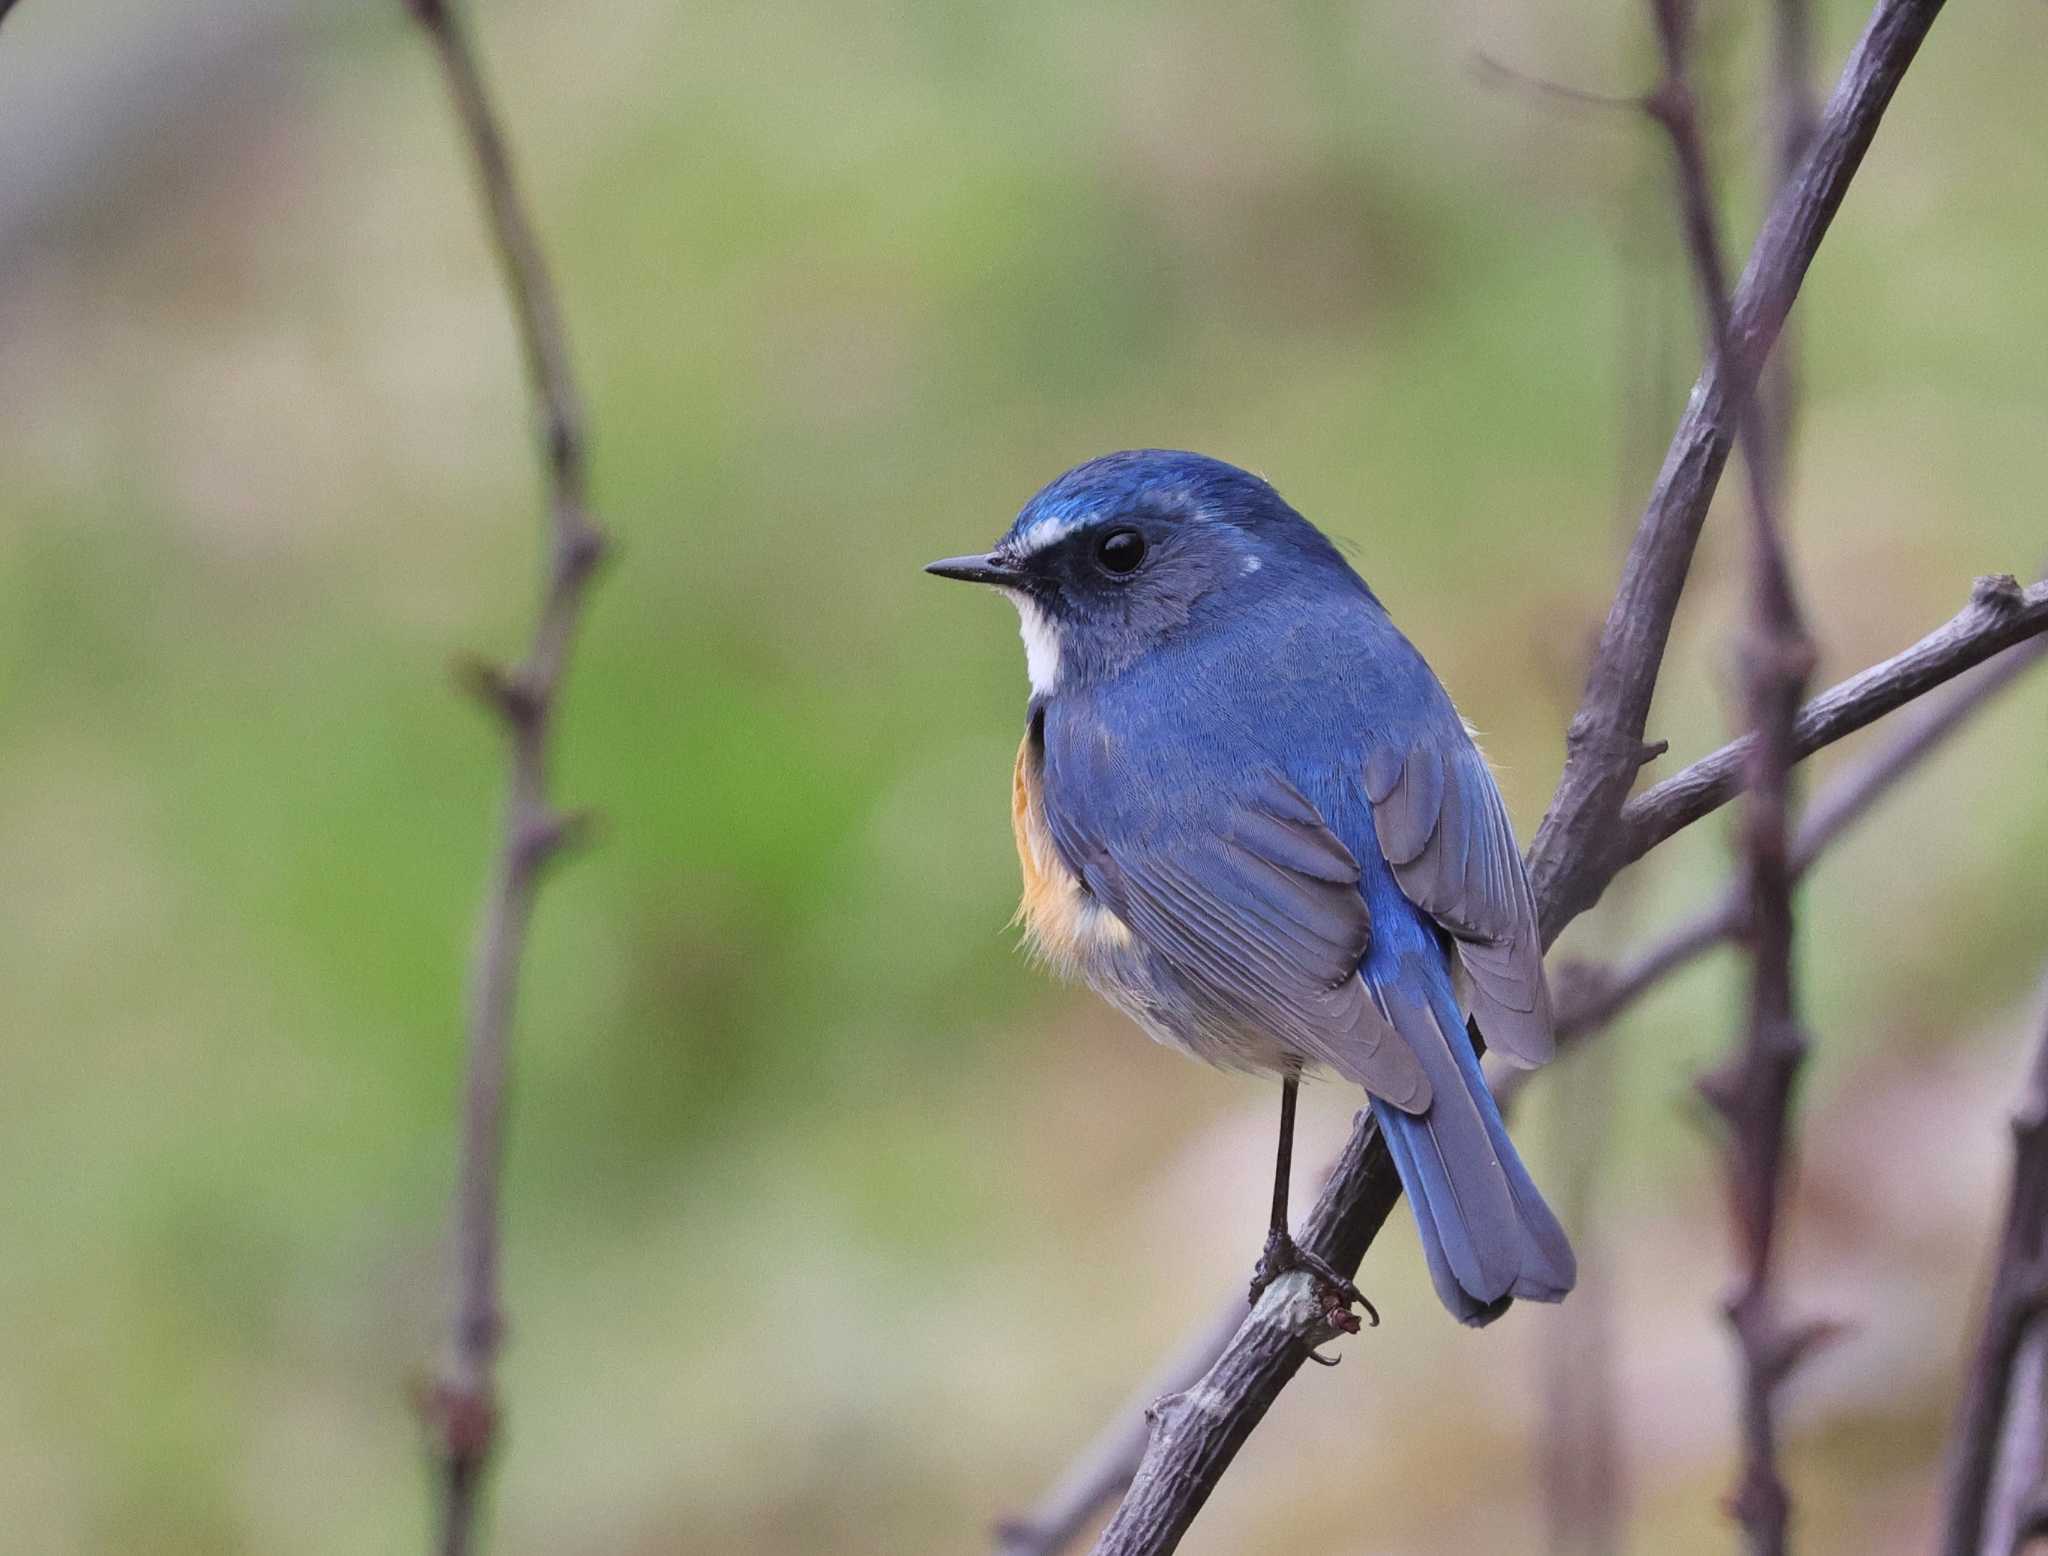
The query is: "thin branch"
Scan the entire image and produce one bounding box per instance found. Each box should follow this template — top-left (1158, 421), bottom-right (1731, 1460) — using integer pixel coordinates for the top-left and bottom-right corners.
top-left (1525, 0), bottom-right (1948, 944)
top-left (1941, 975), bottom-right (2048, 1556)
top-left (1539, 1041), bottom-right (1626, 1556)
top-left (994, 1305), bottom-right (1253, 1556)
top-left (1643, 0), bottom-right (1824, 1543)
top-left (1059, 5), bottom-right (1951, 1551)
top-left (1617, 574), bottom-right (2048, 871)
top-left (1468, 51), bottom-right (1643, 114)
top-left (402, 3), bottom-right (609, 1554)
top-left (1090, 1123), bottom-right (1406, 1556)
top-left (1765, 0), bottom-right (1821, 475)
top-left (1557, 630), bottom-right (2047, 1041)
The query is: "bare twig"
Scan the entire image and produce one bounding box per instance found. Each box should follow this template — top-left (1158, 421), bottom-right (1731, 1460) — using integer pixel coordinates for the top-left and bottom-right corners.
top-left (1617, 574), bottom-right (2048, 870)
top-left (994, 1305), bottom-right (1249, 1556)
top-left (1705, 236), bottom-right (1818, 1556)
top-left (1941, 976), bottom-right (2048, 1556)
top-left (1056, 5), bottom-right (1952, 1551)
top-left (1765, 0), bottom-right (1821, 466)
top-left (1090, 1122), bottom-right (1406, 1556)
top-left (1526, 0), bottom-right (1947, 944)
top-left (1558, 630), bottom-right (2047, 1041)
top-left (1540, 1042), bottom-right (1626, 1556)
top-left (1468, 51), bottom-right (1642, 114)
top-left (401, 3), bottom-right (609, 1553)
top-left (1641, 2), bottom-right (1824, 1543)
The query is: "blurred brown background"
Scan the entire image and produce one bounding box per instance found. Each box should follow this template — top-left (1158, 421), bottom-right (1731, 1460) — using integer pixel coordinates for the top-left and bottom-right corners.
top-left (0, 0), bottom-right (2043, 1551)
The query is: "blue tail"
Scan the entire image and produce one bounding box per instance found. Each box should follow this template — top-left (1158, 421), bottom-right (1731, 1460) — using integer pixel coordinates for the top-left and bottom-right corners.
top-left (1372, 965), bottom-right (1576, 1326)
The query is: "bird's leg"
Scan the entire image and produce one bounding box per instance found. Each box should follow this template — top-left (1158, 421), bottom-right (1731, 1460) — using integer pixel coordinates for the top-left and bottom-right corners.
top-left (1247, 1074), bottom-right (1378, 1329)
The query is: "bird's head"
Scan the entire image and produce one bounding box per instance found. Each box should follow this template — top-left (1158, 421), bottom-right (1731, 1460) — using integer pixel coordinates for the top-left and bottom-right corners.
top-left (925, 450), bottom-right (1359, 695)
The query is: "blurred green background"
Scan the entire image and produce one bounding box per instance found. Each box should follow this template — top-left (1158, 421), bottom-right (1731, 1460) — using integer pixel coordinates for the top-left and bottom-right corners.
top-left (1, 0), bottom-right (2044, 1551)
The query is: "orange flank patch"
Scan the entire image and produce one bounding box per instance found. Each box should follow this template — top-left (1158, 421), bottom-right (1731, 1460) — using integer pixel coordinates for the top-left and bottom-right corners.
top-left (1011, 730), bottom-right (1131, 977)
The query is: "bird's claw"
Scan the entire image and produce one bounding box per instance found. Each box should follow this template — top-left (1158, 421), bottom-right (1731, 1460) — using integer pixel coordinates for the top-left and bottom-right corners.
top-left (1248, 1229), bottom-right (1379, 1330)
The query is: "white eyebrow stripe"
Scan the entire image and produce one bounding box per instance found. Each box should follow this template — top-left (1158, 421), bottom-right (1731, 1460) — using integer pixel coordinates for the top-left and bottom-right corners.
top-left (1010, 514), bottom-right (1082, 557)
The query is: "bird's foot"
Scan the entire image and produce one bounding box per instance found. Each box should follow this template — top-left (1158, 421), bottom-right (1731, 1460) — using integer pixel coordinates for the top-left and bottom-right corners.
top-left (1248, 1229), bottom-right (1379, 1337)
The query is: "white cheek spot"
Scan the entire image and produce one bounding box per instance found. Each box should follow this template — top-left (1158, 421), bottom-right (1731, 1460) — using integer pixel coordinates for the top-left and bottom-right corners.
top-left (1241, 554), bottom-right (1261, 574)
top-left (1003, 591), bottom-right (1063, 693)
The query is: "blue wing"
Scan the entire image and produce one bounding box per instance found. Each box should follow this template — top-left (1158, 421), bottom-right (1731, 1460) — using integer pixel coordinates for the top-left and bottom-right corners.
top-left (1037, 700), bottom-right (1431, 1111)
top-left (1363, 736), bottom-right (1553, 1064)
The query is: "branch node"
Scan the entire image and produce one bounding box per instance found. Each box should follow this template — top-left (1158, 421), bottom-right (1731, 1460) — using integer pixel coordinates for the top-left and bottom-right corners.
top-left (1974, 571), bottom-right (2025, 613)
top-left (418, 1375), bottom-right (499, 1461)
top-left (557, 517), bottom-right (609, 586)
top-left (1642, 75), bottom-right (1695, 133)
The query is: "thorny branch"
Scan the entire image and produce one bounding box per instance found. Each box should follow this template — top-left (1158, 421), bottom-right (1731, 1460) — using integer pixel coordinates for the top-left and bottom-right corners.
top-left (1643, 0), bottom-right (1825, 1547)
top-left (1942, 976), bottom-right (2048, 1556)
top-left (401, 2), bottom-right (609, 1553)
top-left (999, 4), bottom-right (1958, 1552)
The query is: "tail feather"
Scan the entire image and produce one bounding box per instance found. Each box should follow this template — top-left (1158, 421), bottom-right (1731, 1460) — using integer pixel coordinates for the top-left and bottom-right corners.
top-left (1372, 964), bottom-right (1577, 1326)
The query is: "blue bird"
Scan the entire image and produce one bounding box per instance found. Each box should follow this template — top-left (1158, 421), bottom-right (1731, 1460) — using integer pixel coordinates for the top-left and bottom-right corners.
top-left (926, 450), bottom-right (1575, 1326)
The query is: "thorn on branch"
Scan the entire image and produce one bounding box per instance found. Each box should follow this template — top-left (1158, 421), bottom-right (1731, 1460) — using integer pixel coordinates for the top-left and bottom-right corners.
top-left (1759, 1315), bottom-right (1850, 1386)
top-left (454, 655), bottom-right (544, 729)
top-left (1696, 1061), bottom-right (1742, 1122)
top-left (512, 807), bottom-right (596, 870)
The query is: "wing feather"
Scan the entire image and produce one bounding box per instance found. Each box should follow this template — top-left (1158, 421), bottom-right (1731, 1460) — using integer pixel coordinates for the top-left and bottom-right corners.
top-left (1050, 764), bottom-right (1432, 1111)
top-left (1367, 741), bottom-right (1553, 1065)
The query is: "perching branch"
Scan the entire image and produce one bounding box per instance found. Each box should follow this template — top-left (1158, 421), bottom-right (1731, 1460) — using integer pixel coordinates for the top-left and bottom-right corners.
top-left (402, 3), bottom-right (609, 1554)
top-left (1044, 5), bottom-right (1953, 1552)
top-left (1941, 975), bottom-right (2048, 1556)
top-left (996, 1305), bottom-right (1251, 1556)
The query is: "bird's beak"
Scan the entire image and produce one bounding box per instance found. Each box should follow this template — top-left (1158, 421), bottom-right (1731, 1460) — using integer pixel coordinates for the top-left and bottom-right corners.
top-left (923, 552), bottom-right (1026, 588)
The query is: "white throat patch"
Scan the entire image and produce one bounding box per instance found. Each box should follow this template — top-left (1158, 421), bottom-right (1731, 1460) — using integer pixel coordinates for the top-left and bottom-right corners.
top-left (1002, 590), bottom-right (1063, 694)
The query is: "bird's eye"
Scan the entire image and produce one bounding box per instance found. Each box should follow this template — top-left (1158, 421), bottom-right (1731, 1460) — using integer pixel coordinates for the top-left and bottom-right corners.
top-left (1095, 528), bottom-right (1146, 575)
